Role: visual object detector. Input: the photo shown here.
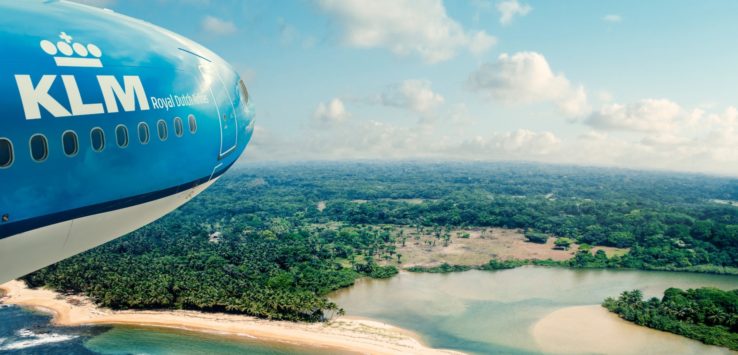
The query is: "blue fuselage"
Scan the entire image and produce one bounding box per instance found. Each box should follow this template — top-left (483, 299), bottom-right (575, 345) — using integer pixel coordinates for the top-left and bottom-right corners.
top-left (0, 0), bottom-right (254, 281)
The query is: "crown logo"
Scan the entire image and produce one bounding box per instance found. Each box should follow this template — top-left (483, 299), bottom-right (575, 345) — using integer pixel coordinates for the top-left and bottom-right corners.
top-left (39, 32), bottom-right (103, 68)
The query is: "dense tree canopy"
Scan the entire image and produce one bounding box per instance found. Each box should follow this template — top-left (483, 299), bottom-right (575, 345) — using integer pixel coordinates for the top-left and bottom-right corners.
top-left (22, 162), bottom-right (738, 320)
top-left (604, 287), bottom-right (738, 350)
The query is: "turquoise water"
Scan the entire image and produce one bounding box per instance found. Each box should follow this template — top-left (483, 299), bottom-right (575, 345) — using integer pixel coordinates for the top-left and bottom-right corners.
top-left (331, 266), bottom-right (738, 354)
top-left (84, 326), bottom-right (345, 355)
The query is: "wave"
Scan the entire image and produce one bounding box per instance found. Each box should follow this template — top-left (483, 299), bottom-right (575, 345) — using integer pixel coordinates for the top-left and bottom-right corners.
top-left (0, 328), bottom-right (77, 350)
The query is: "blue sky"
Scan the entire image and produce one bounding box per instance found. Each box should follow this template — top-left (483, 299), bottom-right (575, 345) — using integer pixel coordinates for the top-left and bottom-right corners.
top-left (77, 0), bottom-right (738, 175)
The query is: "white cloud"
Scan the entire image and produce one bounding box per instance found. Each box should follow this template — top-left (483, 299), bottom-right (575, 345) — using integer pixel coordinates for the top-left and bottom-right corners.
top-left (243, 125), bottom-right (286, 161)
top-left (558, 99), bottom-right (738, 175)
top-left (557, 86), bottom-right (589, 118)
top-left (316, 0), bottom-right (496, 63)
top-left (597, 91), bottom-right (614, 103)
top-left (377, 80), bottom-right (445, 113)
top-left (277, 17), bottom-right (299, 45)
top-left (497, 0), bottom-right (532, 26)
top-left (561, 130), bottom-right (734, 175)
top-left (579, 130), bottom-right (608, 141)
top-left (706, 106), bottom-right (738, 127)
top-left (603, 14), bottom-right (622, 23)
top-left (585, 99), bottom-right (683, 132)
top-left (246, 99), bottom-right (738, 176)
top-left (457, 129), bottom-right (560, 156)
top-left (640, 133), bottom-right (690, 147)
top-left (249, 108), bottom-right (561, 162)
top-left (449, 103), bottom-right (476, 125)
top-left (236, 66), bottom-right (256, 82)
top-left (467, 52), bottom-right (589, 117)
top-left (277, 18), bottom-right (316, 48)
top-left (313, 98), bottom-right (349, 124)
top-left (201, 15), bottom-right (237, 36)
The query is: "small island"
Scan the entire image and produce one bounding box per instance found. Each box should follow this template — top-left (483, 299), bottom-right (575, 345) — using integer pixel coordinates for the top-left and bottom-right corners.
top-left (603, 287), bottom-right (738, 350)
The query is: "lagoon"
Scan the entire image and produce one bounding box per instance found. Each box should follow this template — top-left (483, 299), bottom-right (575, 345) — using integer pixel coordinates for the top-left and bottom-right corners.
top-left (331, 266), bottom-right (738, 354)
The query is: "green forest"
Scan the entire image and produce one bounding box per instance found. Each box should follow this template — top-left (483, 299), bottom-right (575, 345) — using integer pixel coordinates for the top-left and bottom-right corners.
top-left (22, 162), bottom-right (738, 321)
top-left (603, 287), bottom-right (738, 350)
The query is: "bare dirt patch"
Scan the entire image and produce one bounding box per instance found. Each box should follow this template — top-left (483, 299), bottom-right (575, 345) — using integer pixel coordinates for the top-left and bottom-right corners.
top-left (307, 223), bottom-right (629, 269)
top-left (384, 226), bottom-right (628, 268)
top-left (592, 246), bottom-right (630, 258)
top-left (391, 227), bottom-right (575, 267)
top-left (391, 198), bottom-right (425, 205)
top-left (350, 199), bottom-right (430, 205)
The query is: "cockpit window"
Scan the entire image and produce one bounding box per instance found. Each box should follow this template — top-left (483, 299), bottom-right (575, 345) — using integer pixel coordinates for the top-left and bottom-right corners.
top-left (62, 131), bottom-right (78, 157)
top-left (174, 117), bottom-right (184, 137)
top-left (91, 127), bottom-right (105, 152)
top-left (30, 134), bottom-right (48, 162)
top-left (0, 138), bottom-right (13, 168)
top-left (157, 120), bottom-right (168, 141)
top-left (239, 80), bottom-right (249, 105)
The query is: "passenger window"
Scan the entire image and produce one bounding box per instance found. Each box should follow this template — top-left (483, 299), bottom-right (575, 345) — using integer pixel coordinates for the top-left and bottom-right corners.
top-left (157, 120), bottom-right (168, 141)
top-left (0, 138), bottom-right (13, 168)
top-left (188, 114), bottom-right (197, 134)
top-left (91, 127), bottom-right (105, 152)
top-left (138, 122), bottom-right (150, 144)
top-left (116, 125), bottom-right (129, 148)
top-left (62, 131), bottom-right (78, 157)
top-left (30, 134), bottom-right (48, 162)
top-left (174, 117), bottom-right (184, 137)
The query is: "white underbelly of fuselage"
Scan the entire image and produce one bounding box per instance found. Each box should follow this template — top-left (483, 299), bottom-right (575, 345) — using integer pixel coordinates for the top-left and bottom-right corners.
top-left (0, 178), bottom-right (218, 283)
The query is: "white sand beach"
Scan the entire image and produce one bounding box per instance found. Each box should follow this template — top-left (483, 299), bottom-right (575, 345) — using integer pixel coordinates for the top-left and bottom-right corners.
top-left (0, 280), bottom-right (462, 355)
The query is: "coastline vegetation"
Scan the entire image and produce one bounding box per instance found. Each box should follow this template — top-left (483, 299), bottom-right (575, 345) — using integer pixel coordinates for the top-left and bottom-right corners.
top-left (603, 287), bottom-right (738, 350)
top-left (406, 259), bottom-right (554, 273)
top-left (21, 162), bottom-right (738, 321)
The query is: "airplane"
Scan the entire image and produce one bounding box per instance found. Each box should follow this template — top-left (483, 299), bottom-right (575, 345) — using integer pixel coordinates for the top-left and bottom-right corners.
top-left (0, 0), bottom-right (255, 283)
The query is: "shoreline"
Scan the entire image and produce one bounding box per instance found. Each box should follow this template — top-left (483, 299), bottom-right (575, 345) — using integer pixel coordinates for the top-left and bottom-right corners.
top-left (0, 280), bottom-right (462, 355)
top-left (403, 261), bottom-right (738, 277)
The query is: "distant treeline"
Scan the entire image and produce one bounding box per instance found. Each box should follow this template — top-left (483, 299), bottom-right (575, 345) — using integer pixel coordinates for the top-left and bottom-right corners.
top-left (604, 287), bottom-right (738, 350)
top-left (23, 162), bottom-right (738, 320)
top-left (406, 259), bottom-right (557, 273)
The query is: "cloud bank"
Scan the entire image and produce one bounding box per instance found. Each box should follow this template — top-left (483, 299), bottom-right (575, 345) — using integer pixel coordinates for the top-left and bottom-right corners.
top-left (497, 0), bottom-right (532, 25)
top-left (316, 0), bottom-right (496, 63)
top-left (201, 15), bottom-right (237, 36)
top-left (468, 52), bottom-right (589, 117)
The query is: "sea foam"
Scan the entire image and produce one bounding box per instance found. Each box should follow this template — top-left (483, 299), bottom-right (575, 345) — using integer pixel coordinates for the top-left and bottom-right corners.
top-left (0, 328), bottom-right (77, 350)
